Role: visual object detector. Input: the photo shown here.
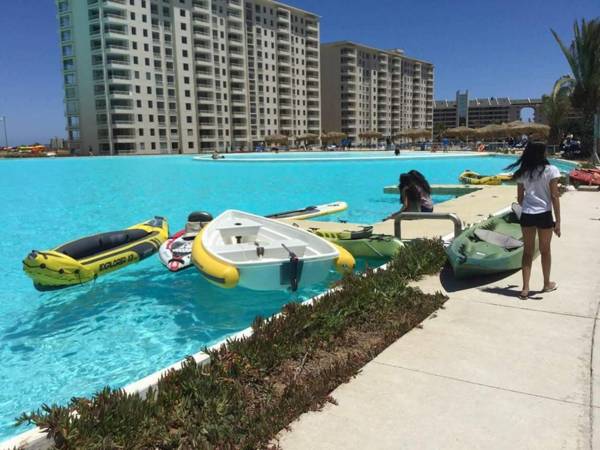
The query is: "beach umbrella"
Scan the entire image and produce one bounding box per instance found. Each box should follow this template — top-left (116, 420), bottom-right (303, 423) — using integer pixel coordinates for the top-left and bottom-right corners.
top-left (321, 132), bottom-right (347, 143)
top-left (444, 127), bottom-right (476, 140)
top-left (393, 129), bottom-right (420, 140)
top-left (296, 133), bottom-right (319, 142)
top-left (411, 128), bottom-right (432, 139)
top-left (503, 121), bottom-right (549, 140)
top-left (474, 124), bottom-right (507, 140)
top-left (358, 131), bottom-right (383, 139)
top-left (264, 134), bottom-right (289, 145)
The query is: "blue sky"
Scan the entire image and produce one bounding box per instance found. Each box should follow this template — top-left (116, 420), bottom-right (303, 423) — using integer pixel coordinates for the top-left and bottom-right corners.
top-left (0, 0), bottom-right (597, 146)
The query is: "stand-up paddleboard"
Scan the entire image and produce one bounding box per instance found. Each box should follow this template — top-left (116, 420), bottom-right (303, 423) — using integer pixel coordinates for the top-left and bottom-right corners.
top-left (266, 201), bottom-right (348, 220)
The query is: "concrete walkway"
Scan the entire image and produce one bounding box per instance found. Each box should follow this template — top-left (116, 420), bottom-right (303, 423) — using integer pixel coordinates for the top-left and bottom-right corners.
top-left (287, 184), bottom-right (517, 240)
top-left (277, 190), bottom-right (600, 450)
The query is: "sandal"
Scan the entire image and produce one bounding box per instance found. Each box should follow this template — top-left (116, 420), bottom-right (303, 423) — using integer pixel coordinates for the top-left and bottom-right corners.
top-left (519, 291), bottom-right (530, 300)
top-left (543, 283), bottom-right (558, 293)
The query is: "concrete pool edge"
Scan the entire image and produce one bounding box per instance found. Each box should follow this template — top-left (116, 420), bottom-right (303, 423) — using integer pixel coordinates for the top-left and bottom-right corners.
top-left (193, 151), bottom-right (480, 163)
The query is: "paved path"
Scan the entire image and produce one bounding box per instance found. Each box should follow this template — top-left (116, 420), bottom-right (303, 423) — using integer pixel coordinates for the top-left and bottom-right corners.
top-left (287, 185), bottom-right (517, 240)
top-left (277, 190), bottom-right (600, 450)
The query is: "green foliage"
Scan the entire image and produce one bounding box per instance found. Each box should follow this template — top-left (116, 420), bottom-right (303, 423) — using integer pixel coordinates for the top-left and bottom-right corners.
top-left (18, 240), bottom-right (448, 449)
top-left (551, 19), bottom-right (600, 160)
top-left (541, 77), bottom-right (574, 144)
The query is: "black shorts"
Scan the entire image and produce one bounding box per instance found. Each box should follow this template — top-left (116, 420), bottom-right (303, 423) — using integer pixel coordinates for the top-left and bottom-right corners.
top-left (520, 211), bottom-right (555, 229)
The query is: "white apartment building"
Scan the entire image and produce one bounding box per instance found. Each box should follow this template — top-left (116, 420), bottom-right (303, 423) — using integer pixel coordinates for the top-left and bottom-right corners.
top-left (321, 41), bottom-right (434, 145)
top-left (56, 0), bottom-right (321, 155)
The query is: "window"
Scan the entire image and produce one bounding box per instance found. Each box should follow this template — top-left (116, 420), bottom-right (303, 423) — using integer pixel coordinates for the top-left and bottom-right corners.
top-left (64, 73), bottom-right (76, 85)
top-left (62, 45), bottom-right (73, 57)
top-left (63, 59), bottom-right (74, 71)
top-left (59, 15), bottom-right (71, 28)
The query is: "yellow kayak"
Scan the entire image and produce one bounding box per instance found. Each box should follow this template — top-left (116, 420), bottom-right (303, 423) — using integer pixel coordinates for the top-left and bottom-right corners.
top-left (23, 217), bottom-right (169, 291)
top-left (459, 170), bottom-right (503, 185)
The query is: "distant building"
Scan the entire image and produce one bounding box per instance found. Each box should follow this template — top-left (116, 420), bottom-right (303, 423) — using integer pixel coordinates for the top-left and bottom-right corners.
top-left (434, 90), bottom-right (543, 128)
top-left (320, 41), bottom-right (434, 145)
top-left (56, 0), bottom-right (321, 155)
top-left (49, 137), bottom-right (66, 150)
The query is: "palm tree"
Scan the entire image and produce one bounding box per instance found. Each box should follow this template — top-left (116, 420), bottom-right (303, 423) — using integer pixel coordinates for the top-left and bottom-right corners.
top-left (540, 76), bottom-right (574, 145)
top-left (552, 19), bottom-right (600, 163)
top-left (433, 123), bottom-right (447, 141)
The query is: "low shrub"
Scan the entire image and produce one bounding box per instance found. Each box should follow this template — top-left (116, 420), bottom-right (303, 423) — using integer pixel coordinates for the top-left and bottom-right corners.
top-left (17, 239), bottom-right (448, 449)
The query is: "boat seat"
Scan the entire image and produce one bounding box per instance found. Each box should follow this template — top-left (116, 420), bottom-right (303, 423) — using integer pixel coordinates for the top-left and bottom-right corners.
top-left (213, 239), bottom-right (309, 259)
top-left (474, 229), bottom-right (523, 250)
top-left (217, 217), bottom-right (263, 244)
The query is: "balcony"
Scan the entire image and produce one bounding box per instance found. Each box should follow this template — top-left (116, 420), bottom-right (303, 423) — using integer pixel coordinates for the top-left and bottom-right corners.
top-left (193, 13), bottom-right (210, 23)
top-left (277, 44), bottom-right (290, 55)
top-left (193, 0), bottom-right (209, 9)
top-left (307, 69), bottom-right (319, 80)
top-left (106, 55), bottom-right (130, 67)
top-left (193, 26), bottom-right (210, 36)
top-left (306, 50), bottom-right (319, 60)
top-left (229, 58), bottom-right (244, 68)
top-left (109, 84), bottom-right (132, 97)
top-left (105, 39), bottom-right (129, 51)
top-left (111, 128), bottom-right (136, 140)
top-left (227, 9), bottom-right (242, 21)
top-left (103, 9), bottom-right (127, 22)
top-left (103, 25), bottom-right (127, 37)
top-left (110, 100), bottom-right (133, 111)
top-left (111, 114), bottom-right (134, 125)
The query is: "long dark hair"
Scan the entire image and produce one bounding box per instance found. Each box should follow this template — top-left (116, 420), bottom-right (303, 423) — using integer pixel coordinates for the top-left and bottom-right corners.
top-left (399, 173), bottom-right (420, 204)
top-left (408, 170), bottom-right (431, 195)
top-left (505, 142), bottom-right (550, 180)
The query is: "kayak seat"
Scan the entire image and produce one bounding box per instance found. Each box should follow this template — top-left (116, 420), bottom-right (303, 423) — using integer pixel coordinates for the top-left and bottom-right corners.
top-left (57, 229), bottom-right (150, 260)
top-left (473, 229), bottom-right (523, 250)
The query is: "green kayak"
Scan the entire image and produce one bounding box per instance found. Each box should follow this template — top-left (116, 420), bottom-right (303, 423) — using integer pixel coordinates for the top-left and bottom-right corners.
top-left (308, 226), bottom-right (404, 259)
top-left (446, 208), bottom-right (538, 278)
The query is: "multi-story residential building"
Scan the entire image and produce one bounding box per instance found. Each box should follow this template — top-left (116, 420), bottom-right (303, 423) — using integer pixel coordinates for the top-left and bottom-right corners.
top-left (320, 41), bottom-right (434, 145)
top-left (56, 0), bottom-right (321, 155)
top-left (434, 91), bottom-right (545, 128)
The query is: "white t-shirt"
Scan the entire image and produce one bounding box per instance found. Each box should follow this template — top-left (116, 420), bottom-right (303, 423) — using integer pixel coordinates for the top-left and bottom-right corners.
top-left (517, 165), bottom-right (561, 214)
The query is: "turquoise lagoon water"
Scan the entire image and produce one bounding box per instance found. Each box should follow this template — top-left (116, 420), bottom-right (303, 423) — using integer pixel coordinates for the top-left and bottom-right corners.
top-left (0, 154), bottom-right (573, 440)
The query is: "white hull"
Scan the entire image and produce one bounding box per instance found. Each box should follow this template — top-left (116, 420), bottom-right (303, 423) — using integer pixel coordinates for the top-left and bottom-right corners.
top-left (196, 210), bottom-right (341, 291)
top-left (237, 257), bottom-right (334, 291)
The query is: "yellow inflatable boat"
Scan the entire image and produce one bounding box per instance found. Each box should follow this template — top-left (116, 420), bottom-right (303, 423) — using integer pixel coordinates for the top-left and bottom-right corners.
top-left (459, 170), bottom-right (503, 186)
top-left (23, 217), bottom-right (169, 291)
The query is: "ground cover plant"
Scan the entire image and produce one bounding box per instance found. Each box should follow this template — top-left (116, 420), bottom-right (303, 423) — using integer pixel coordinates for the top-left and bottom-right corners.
top-left (17, 239), bottom-right (448, 450)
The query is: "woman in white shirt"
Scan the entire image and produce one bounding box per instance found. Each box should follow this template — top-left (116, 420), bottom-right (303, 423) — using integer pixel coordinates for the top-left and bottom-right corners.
top-left (506, 142), bottom-right (561, 300)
